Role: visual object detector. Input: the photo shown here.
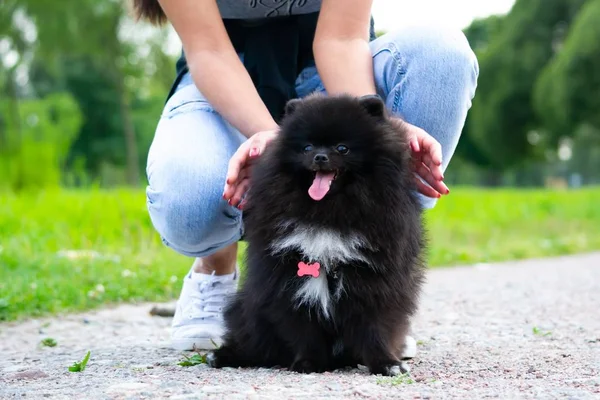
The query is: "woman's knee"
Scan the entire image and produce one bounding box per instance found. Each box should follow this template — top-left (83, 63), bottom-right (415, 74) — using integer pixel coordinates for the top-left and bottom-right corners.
top-left (375, 25), bottom-right (479, 92)
top-left (146, 157), bottom-right (243, 257)
top-left (424, 26), bottom-right (478, 88)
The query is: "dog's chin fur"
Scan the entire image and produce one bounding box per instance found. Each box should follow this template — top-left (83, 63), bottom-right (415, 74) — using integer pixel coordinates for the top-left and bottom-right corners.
top-left (207, 94), bottom-right (426, 376)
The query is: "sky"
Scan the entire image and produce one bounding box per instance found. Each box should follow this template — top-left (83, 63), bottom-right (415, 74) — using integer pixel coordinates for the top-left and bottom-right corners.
top-left (371, 0), bottom-right (516, 31)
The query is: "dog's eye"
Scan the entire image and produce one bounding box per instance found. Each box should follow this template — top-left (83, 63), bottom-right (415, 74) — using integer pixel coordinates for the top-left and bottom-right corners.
top-left (336, 145), bottom-right (349, 155)
top-left (303, 145), bottom-right (314, 153)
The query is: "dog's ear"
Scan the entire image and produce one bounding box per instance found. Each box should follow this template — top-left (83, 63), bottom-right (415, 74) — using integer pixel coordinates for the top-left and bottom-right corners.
top-left (359, 95), bottom-right (386, 119)
top-left (284, 98), bottom-right (302, 116)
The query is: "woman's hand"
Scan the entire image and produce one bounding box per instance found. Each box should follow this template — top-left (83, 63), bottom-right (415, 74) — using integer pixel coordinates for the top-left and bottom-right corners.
top-left (222, 129), bottom-right (279, 209)
top-left (391, 118), bottom-right (450, 199)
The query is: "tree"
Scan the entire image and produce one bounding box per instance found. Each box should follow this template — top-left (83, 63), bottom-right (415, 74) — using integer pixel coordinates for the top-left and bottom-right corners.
top-left (463, 15), bottom-right (505, 55)
top-left (0, 93), bottom-right (82, 191)
top-left (534, 0), bottom-right (600, 136)
top-left (457, 14), bottom-right (507, 171)
top-left (2, 0), bottom-right (175, 186)
top-left (465, 0), bottom-right (588, 169)
top-left (21, 0), bottom-right (143, 185)
top-left (29, 56), bottom-right (128, 177)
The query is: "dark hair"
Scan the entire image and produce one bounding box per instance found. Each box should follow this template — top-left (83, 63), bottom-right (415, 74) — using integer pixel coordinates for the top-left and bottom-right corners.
top-left (132, 0), bottom-right (167, 25)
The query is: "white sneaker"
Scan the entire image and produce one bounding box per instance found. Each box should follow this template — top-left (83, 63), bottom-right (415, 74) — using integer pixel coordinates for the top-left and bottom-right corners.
top-left (170, 268), bottom-right (238, 351)
top-left (402, 335), bottom-right (418, 360)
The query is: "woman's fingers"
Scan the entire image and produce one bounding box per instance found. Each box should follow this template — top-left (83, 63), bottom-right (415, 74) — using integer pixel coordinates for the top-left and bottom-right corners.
top-left (225, 134), bottom-right (265, 185)
top-left (224, 130), bottom-right (278, 201)
top-left (225, 141), bottom-right (250, 188)
top-left (402, 120), bottom-right (444, 180)
top-left (421, 153), bottom-right (444, 182)
top-left (414, 176), bottom-right (441, 198)
top-left (410, 138), bottom-right (420, 153)
top-left (230, 177), bottom-right (251, 208)
top-left (224, 166), bottom-right (249, 202)
top-left (224, 138), bottom-right (260, 200)
top-left (415, 162), bottom-right (449, 196)
top-left (405, 123), bottom-right (445, 184)
top-left (419, 133), bottom-right (443, 167)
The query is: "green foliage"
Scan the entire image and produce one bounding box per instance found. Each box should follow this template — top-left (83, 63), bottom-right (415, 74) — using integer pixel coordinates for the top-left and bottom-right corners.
top-left (463, 14), bottom-right (505, 54)
top-left (178, 353), bottom-right (207, 367)
top-left (1, 0), bottom-right (175, 187)
top-left (68, 350), bottom-right (91, 372)
top-left (376, 374), bottom-right (415, 385)
top-left (2, 187), bottom-right (600, 321)
top-left (465, 0), bottom-right (588, 168)
top-left (0, 93), bottom-right (82, 191)
top-left (458, 15), bottom-right (507, 169)
top-left (41, 338), bottom-right (57, 347)
top-left (532, 326), bottom-right (553, 337)
top-left (534, 0), bottom-right (600, 134)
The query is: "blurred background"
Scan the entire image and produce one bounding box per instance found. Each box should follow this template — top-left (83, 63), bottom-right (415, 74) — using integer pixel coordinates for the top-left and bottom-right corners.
top-left (1, 0), bottom-right (599, 322)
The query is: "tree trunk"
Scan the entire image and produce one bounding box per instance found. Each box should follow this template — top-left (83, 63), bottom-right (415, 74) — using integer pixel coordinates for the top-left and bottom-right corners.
top-left (116, 74), bottom-right (140, 186)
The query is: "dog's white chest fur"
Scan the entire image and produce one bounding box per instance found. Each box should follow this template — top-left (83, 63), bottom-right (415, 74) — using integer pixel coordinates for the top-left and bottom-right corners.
top-left (270, 225), bottom-right (370, 319)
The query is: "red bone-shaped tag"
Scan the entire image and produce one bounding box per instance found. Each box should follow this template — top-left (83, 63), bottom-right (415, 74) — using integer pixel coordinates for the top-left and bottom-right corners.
top-left (297, 261), bottom-right (320, 278)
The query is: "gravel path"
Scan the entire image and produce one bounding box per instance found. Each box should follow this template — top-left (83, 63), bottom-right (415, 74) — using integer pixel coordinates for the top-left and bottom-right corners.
top-left (1, 253), bottom-right (599, 399)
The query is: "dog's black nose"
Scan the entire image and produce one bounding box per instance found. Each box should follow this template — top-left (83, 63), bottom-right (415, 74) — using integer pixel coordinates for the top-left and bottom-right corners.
top-left (313, 153), bottom-right (329, 163)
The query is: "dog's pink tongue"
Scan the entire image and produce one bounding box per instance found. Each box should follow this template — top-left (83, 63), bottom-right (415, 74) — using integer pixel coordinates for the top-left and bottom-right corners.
top-left (308, 171), bottom-right (336, 201)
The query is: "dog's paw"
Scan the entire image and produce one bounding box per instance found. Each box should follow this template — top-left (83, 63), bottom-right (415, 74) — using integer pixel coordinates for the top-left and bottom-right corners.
top-left (206, 346), bottom-right (241, 369)
top-left (290, 358), bottom-right (321, 374)
top-left (369, 362), bottom-right (409, 377)
top-left (205, 351), bottom-right (220, 368)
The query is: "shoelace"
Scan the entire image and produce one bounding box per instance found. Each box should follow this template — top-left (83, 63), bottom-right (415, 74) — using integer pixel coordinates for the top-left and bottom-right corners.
top-left (185, 279), bottom-right (235, 321)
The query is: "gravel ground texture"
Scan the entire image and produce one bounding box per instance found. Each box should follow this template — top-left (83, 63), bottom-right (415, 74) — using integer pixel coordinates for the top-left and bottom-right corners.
top-left (1, 253), bottom-right (599, 399)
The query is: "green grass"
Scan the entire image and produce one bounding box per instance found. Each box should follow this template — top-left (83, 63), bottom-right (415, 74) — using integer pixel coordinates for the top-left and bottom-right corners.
top-left (1, 186), bottom-right (599, 322)
top-left (376, 373), bottom-right (415, 385)
top-left (1, 188), bottom-right (189, 322)
top-left (68, 350), bottom-right (91, 372)
top-left (41, 337), bottom-right (57, 347)
top-left (424, 187), bottom-right (600, 265)
top-left (532, 326), bottom-right (553, 337)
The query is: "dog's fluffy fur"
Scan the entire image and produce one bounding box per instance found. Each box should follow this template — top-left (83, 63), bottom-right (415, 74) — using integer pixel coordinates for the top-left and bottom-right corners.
top-left (208, 94), bottom-right (426, 376)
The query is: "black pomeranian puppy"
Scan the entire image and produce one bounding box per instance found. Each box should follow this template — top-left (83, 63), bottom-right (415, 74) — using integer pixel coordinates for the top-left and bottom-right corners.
top-left (208, 94), bottom-right (426, 376)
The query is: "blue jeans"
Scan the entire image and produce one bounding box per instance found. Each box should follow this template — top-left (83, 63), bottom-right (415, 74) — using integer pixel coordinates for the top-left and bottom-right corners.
top-left (146, 25), bottom-right (479, 258)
